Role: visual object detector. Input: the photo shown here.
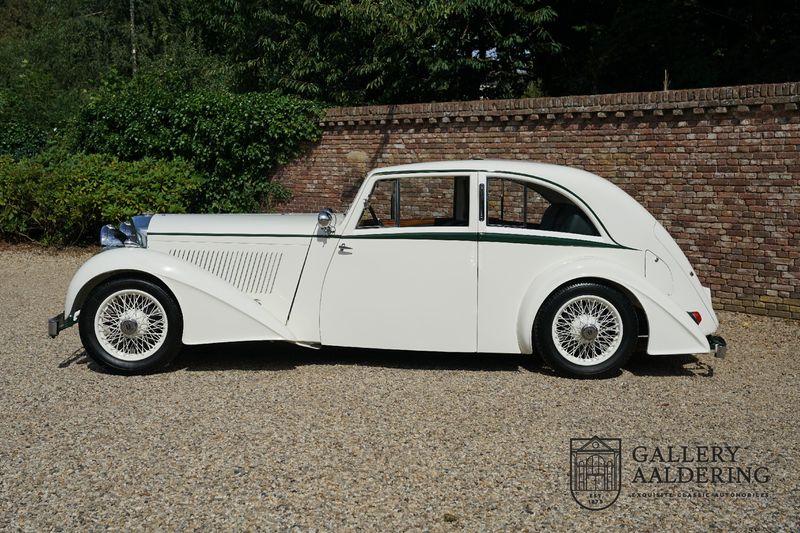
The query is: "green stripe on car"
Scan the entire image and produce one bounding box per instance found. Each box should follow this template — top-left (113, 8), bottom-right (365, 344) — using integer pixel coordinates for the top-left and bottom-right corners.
top-left (149, 231), bottom-right (630, 249)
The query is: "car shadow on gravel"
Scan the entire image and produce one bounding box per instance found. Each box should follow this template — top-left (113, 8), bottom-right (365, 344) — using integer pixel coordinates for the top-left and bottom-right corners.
top-left (60, 342), bottom-right (714, 379)
top-left (170, 342), bottom-right (714, 379)
top-left (626, 352), bottom-right (714, 378)
top-left (177, 342), bottom-right (550, 374)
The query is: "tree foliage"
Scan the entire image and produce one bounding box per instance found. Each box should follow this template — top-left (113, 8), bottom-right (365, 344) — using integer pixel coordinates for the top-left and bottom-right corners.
top-left (538, 0), bottom-right (800, 95)
top-left (2, 0), bottom-right (798, 115)
top-left (196, 0), bottom-right (559, 105)
top-left (75, 76), bottom-right (322, 211)
top-left (0, 0), bottom-right (215, 156)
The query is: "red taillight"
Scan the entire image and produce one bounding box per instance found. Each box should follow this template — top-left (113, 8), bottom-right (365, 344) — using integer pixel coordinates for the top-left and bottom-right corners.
top-left (688, 311), bottom-right (702, 324)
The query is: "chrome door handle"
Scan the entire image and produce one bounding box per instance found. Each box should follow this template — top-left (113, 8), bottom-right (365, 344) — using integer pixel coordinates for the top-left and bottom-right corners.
top-left (338, 242), bottom-right (353, 253)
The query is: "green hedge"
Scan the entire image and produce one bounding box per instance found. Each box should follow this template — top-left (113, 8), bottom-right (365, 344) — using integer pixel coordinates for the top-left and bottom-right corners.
top-left (0, 121), bottom-right (49, 159)
top-left (0, 153), bottom-right (203, 245)
top-left (75, 84), bottom-right (323, 212)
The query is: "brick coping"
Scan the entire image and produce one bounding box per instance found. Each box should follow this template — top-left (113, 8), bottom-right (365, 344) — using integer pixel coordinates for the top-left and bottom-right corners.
top-left (322, 82), bottom-right (800, 125)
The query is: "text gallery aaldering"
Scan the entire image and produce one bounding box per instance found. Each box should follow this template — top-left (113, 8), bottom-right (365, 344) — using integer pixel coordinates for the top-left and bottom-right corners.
top-left (570, 437), bottom-right (771, 510)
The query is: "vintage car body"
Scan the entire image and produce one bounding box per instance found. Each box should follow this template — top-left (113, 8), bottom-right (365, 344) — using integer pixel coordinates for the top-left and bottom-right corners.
top-left (50, 160), bottom-right (726, 376)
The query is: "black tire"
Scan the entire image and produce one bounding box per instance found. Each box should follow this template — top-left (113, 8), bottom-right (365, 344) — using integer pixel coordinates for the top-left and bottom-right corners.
top-left (79, 277), bottom-right (183, 374)
top-left (533, 282), bottom-right (638, 377)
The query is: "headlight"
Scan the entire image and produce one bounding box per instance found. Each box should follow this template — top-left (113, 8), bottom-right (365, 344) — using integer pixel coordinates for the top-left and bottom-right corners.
top-left (100, 225), bottom-right (124, 248)
top-left (99, 215), bottom-right (153, 248)
top-left (118, 221), bottom-right (138, 245)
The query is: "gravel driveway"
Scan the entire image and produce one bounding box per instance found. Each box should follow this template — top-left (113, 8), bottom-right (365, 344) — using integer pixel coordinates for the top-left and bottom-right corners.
top-left (0, 247), bottom-right (798, 530)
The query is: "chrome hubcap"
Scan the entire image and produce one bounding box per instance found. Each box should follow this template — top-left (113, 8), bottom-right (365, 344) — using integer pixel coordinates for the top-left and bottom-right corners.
top-left (580, 324), bottom-right (599, 341)
top-left (551, 295), bottom-right (623, 366)
top-left (120, 319), bottom-right (139, 336)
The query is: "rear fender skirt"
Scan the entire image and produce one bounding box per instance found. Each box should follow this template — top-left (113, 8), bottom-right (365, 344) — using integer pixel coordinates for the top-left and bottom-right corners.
top-left (516, 257), bottom-right (711, 356)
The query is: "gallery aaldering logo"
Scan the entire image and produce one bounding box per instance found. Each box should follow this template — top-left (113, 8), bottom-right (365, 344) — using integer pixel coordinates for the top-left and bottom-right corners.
top-left (570, 437), bottom-right (771, 510)
top-left (570, 437), bottom-right (622, 510)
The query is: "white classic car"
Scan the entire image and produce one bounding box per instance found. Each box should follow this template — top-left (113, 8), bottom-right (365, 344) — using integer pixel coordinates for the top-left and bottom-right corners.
top-left (49, 160), bottom-right (726, 376)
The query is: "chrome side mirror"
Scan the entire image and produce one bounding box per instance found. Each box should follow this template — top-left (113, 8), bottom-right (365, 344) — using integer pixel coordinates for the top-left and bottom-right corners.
top-left (318, 208), bottom-right (335, 233)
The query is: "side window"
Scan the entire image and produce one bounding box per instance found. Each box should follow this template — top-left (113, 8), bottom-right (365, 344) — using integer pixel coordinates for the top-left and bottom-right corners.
top-left (399, 175), bottom-right (469, 227)
top-left (357, 175), bottom-right (470, 229)
top-left (487, 179), bottom-right (525, 226)
top-left (486, 177), bottom-right (599, 236)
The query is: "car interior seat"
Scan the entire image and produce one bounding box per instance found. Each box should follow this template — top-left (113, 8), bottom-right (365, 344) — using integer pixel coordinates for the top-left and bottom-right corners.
top-left (539, 203), bottom-right (599, 236)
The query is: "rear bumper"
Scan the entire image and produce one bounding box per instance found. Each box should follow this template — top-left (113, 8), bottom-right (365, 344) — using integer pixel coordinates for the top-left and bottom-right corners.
top-left (707, 335), bottom-right (727, 359)
top-left (48, 312), bottom-right (76, 338)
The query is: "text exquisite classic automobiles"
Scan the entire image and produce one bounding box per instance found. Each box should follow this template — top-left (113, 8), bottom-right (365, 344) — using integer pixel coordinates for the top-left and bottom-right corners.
top-left (49, 160), bottom-right (726, 376)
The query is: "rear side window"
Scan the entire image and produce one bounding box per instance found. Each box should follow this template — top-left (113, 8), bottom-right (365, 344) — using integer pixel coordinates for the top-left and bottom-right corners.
top-left (486, 177), bottom-right (599, 236)
top-left (358, 175), bottom-right (470, 228)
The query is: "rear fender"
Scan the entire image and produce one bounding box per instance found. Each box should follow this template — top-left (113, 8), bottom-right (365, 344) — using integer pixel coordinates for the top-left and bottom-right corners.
top-left (516, 258), bottom-right (710, 356)
top-left (65, 248), bottom-right (295, 345)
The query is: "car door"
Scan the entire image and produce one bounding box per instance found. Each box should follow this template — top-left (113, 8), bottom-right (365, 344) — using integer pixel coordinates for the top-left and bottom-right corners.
top-left (476, 172), bottom-right (609, 353)
top-left (320, 172), bottom-right (478, 352)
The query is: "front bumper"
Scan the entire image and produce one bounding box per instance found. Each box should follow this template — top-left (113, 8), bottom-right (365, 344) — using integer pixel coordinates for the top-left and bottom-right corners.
top-left (48, 312), bottom-right (76, 338)
top-left (707, 335), bottom-right (727, 359)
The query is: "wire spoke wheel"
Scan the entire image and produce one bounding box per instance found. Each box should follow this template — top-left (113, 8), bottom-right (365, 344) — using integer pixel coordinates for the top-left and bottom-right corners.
top-left (551, 295), bottom-right (623, 366)
top-left (94, 289), bottom-right (168, 361)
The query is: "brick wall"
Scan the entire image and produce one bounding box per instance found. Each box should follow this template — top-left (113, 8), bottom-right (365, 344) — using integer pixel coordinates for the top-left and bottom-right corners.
top-left (274, 82), bottom-right (800, 319)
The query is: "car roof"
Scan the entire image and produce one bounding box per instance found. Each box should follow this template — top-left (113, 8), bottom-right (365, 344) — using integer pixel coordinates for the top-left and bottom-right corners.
top-left (372, 159), bottom-right (575, 177)
top-left (370, 159), bottom-right (612, 190)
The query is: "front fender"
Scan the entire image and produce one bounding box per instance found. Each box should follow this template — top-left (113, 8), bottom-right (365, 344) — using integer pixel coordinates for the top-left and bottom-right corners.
top-left (516, 257), bottom-right (710, 356)
top-left (65, 248), bottom-right (295, 345)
